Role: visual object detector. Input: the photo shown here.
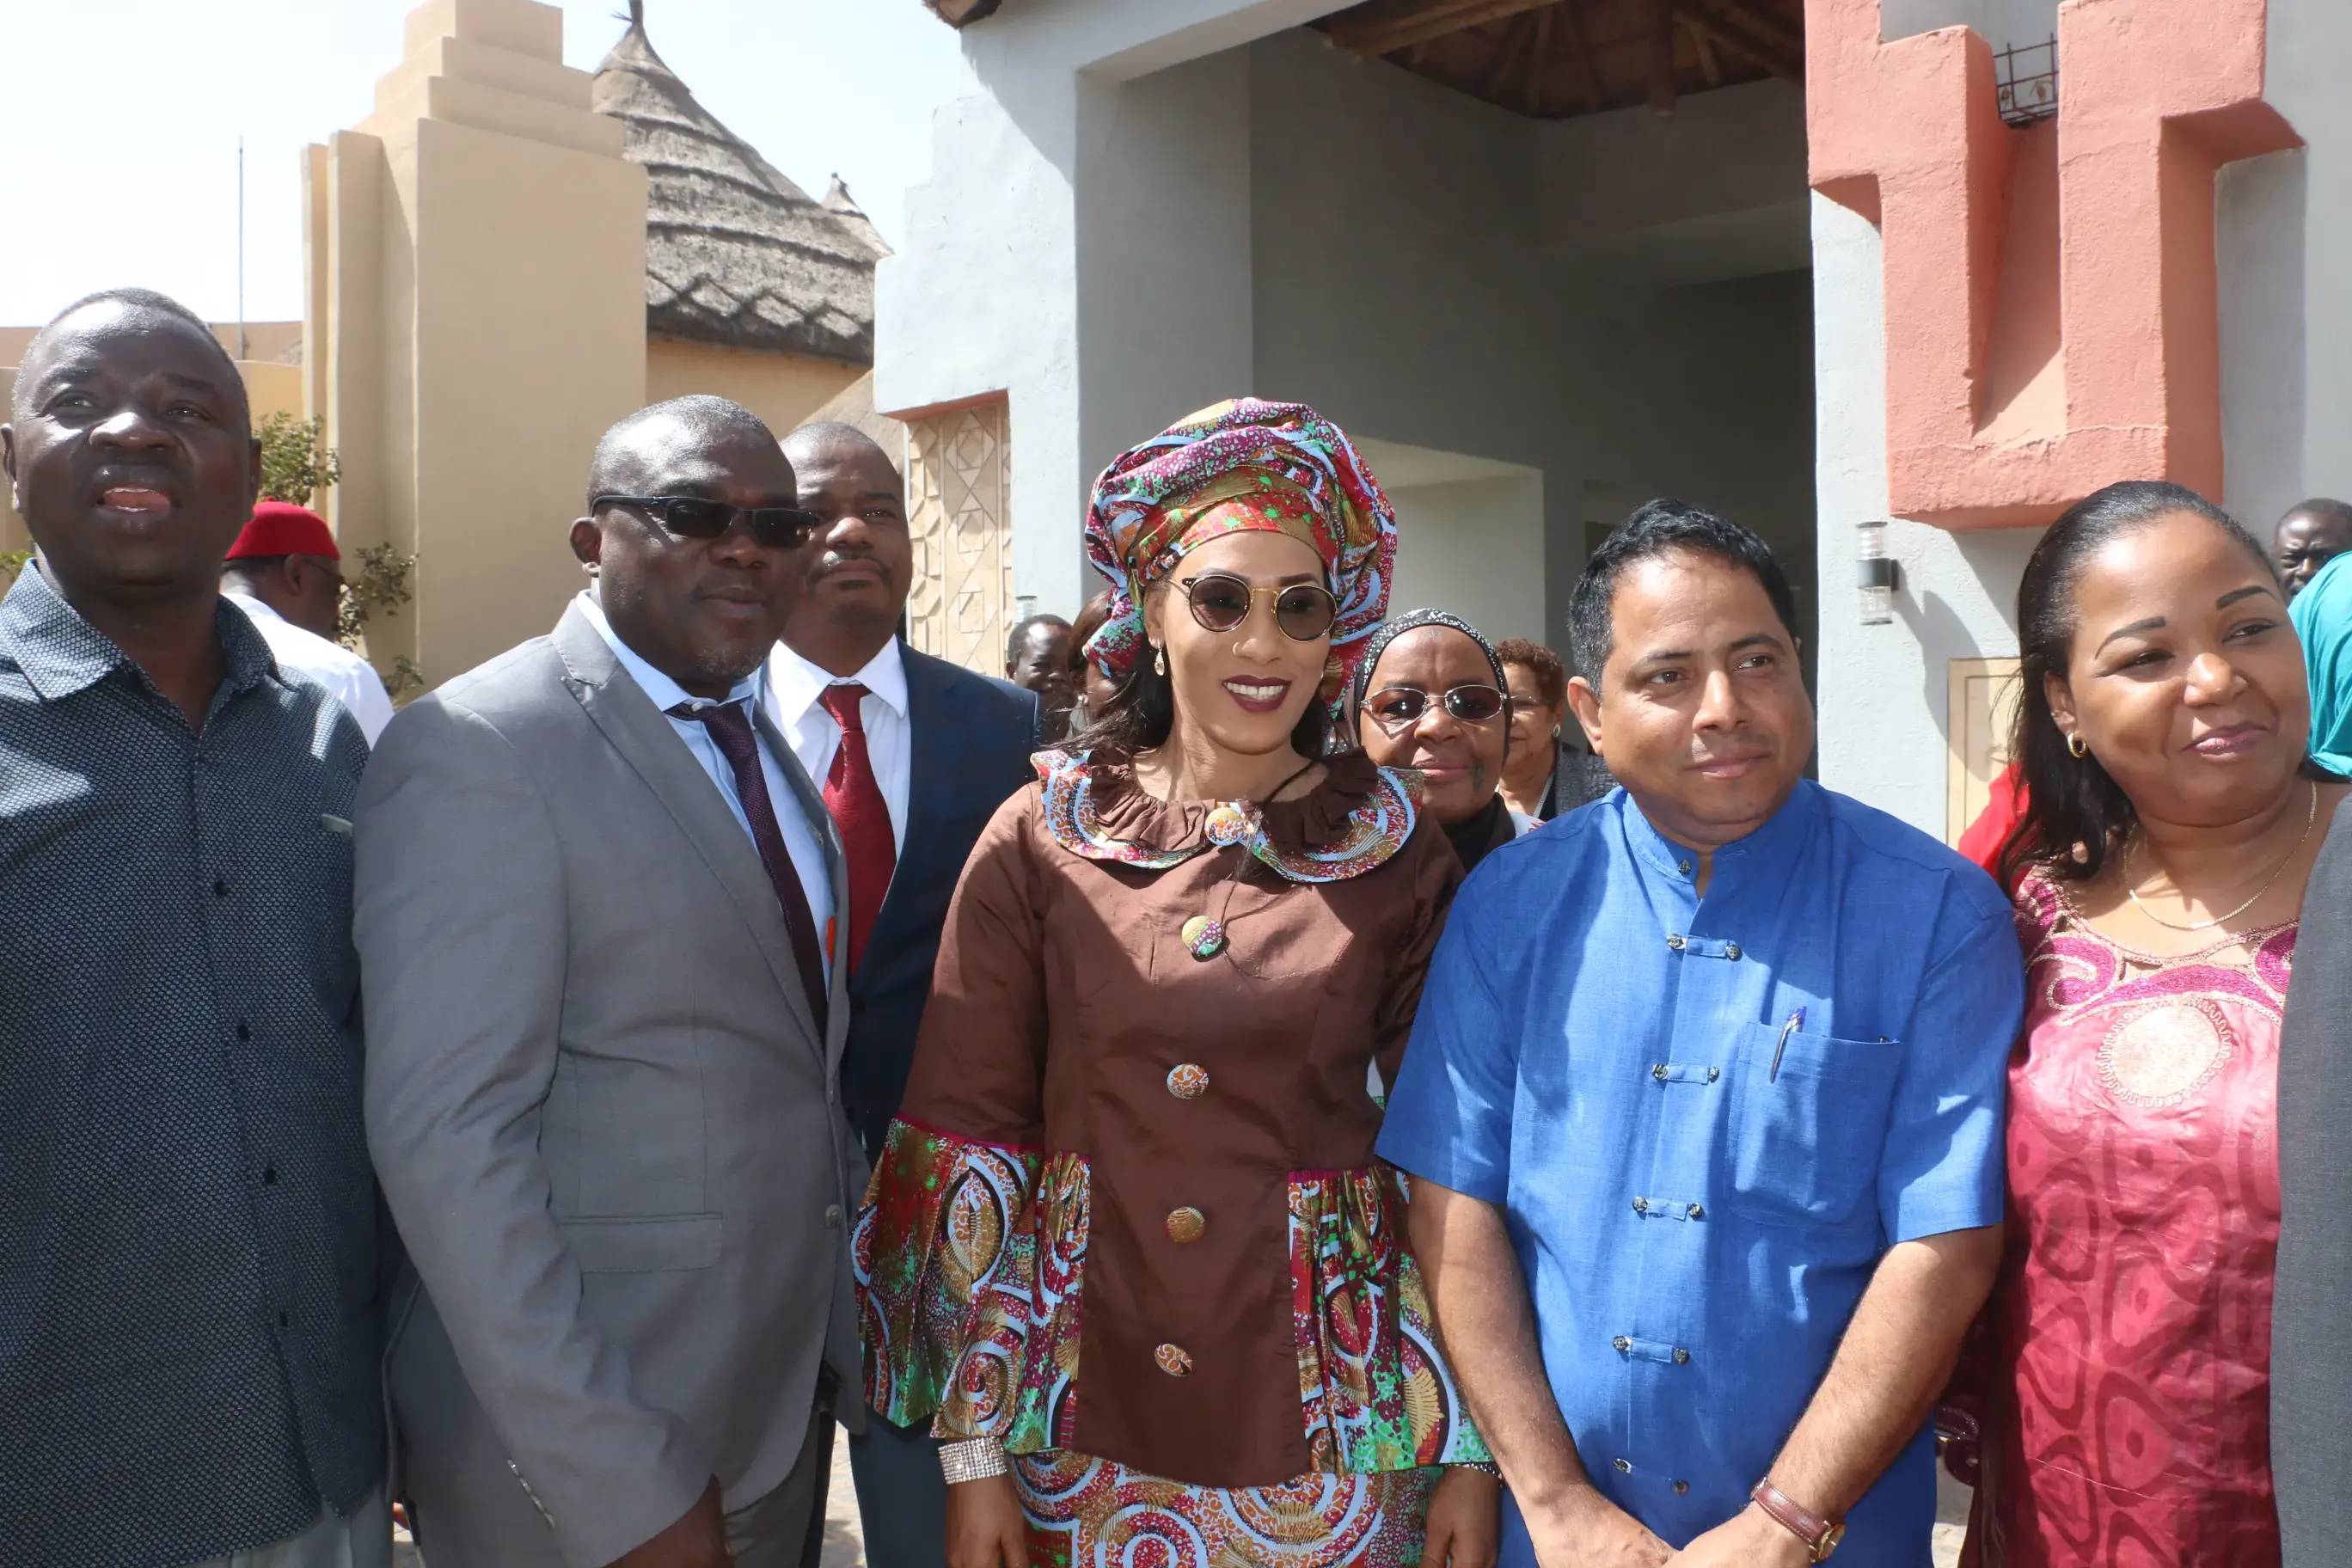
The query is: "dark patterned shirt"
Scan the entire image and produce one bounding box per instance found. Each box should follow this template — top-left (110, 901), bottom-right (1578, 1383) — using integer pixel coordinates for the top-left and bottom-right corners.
top-left (0, 566), bottom-right (383, 1567)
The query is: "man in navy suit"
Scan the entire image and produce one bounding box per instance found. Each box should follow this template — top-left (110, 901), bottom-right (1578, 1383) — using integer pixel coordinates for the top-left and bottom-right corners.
top-left (767, 422), bottom-right (1038, 1568)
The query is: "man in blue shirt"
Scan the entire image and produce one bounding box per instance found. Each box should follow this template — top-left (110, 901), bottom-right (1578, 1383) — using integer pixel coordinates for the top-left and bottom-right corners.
top-left (1381, 501), bottom-right (2020, 1568)
top-left (0, 288), bottom-right (386, 1566)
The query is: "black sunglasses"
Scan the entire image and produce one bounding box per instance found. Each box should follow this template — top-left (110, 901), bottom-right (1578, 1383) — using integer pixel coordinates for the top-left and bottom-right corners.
top-left (1364, 683), bottom-right (1508, 732)
top-left (592, 494), bottom-right (822, 550)
top-left (1179, 573), bottom-right (1340, 642)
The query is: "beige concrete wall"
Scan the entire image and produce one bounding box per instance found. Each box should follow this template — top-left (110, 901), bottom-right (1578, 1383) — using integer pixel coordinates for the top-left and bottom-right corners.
top-left (316, 0), bottom-right (647, 687)
top-left (0, 321), bottom-right (303, 368)
top-left (645, 338), bottom-right (863, 444)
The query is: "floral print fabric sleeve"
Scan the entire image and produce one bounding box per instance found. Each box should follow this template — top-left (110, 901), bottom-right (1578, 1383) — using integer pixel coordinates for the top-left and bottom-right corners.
top-left (855, 790), bottom-right (1054, 1438)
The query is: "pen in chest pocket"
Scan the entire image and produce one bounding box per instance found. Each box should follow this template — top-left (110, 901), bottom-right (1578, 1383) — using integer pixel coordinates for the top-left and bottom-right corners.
top-left (1769, 1006), bottom-right (1806, 1083)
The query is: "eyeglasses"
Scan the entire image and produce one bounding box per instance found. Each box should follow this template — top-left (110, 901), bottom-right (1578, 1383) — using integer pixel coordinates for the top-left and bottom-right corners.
top-left (1179, 573), bottom-right (1339, 642)
top-left (592, 494), bottom-right (823, 550)
top-left (1363, 683), bottom-right (1508, 732)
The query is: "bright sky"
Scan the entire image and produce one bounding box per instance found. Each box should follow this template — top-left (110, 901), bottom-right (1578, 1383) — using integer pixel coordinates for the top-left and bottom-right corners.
top-left (0, 1), bottom-right (972, 329)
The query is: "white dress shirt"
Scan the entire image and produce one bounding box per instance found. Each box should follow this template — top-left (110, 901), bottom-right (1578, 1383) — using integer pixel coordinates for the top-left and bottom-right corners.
top-left (766, 636), bottom-right (910, 854)
top-left (576, 592), bottom-right (834, 977)
top-left (224, 591), bottom-right (396, 744)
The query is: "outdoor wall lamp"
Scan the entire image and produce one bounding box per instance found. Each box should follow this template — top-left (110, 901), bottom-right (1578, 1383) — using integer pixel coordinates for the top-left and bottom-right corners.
top-left (1857, 519), bottom-right (1901, 626)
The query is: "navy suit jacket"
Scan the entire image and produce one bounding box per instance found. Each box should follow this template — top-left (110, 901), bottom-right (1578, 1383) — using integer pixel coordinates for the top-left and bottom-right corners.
top-left (845, 644), bottom-right (1039, 1161)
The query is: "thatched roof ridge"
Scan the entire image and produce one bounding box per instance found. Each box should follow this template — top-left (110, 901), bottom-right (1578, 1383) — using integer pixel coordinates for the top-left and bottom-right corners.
top-left (592, 9), bottom-right (877, 365)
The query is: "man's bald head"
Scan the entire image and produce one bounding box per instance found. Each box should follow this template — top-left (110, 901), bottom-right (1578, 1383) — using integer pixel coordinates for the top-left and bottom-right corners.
top-left (782, 422), bottom-right (901, 493)
top-left (586, 395), bottom-right (780, 511)
top-left (2275, 497), bottom-right (2352, 598)
top-left (13, 288), bottom-right (246, 429)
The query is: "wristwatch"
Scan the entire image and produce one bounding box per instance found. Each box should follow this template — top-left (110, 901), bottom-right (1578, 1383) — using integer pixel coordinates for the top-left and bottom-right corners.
top-left (1750, 1476), bottom-right (1844, 1562)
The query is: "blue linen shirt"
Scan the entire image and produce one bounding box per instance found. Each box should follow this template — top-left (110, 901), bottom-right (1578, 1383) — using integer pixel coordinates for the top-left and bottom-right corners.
top-left (574, 591), bottom-right (833, 974)
top-left (0, 566), bottom-right (381, 1566)
top-left (1380, 781), bottom-right (2021, 1565)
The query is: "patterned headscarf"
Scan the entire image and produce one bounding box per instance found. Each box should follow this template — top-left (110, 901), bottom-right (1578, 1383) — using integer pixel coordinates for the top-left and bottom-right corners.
top-left (1082, 399), bottom-right (1399, 721)
top-left (1349, 609), bottom-right (1509, 722)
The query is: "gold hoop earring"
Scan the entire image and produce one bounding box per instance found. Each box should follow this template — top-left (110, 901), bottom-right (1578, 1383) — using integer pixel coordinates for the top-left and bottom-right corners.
top-left (1154, 646), bottom-right (1167, 677)
top-left (2067, 732), bottom-right (2088, 759)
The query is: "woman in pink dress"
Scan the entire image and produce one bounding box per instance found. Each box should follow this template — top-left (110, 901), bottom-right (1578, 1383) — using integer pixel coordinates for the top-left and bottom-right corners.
top-left (1948, 481), bottom-right (2349, 1566)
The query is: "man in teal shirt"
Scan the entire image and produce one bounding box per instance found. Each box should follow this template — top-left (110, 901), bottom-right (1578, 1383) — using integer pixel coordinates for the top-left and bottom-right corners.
top-left (1381, 502), bottom-right (2019, 1567)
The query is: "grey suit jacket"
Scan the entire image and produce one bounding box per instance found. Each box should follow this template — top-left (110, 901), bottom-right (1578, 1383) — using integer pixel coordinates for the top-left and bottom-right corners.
top-left (357, 603), bottom-right (861, 1567)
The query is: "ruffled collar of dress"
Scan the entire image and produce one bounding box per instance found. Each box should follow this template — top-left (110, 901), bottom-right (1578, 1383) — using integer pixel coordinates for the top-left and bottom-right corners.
top-left (1032, 745), bottom-right (1421, 883)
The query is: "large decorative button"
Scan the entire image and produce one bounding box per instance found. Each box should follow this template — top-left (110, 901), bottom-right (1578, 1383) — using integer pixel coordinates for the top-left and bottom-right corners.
top-left (1180, 915), bottom-right (1228, 961)
top-left (1155, 1343), bottom-right (1194, 1377)
top-left (1167, 1064), bottom-right (1209, 1099)
top-left (1613, 1458), bottom-right (1632, 1474)
top-left (1166, 1206), bottom-right (1206, 1244)
top-left (1631, 1196), bottom-right (1651, 1214)
top-left (1686, 1202), bottom-right (1706, 1220)
top-left (1725, 942), bottom-right (1743, 960)
top-left (1204, 804), bottom-right (1254, 846)
top-left (1611, 1335), bottom-right (1631, 1352)
top-left (1666, 934), bottom-right (1687, 951)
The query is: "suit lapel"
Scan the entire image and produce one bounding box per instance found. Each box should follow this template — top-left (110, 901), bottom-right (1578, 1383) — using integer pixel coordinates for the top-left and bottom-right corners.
top-left (879, 646), bottom-right (958, 949)
top-left (552, 607), bottom-right (824, 1048)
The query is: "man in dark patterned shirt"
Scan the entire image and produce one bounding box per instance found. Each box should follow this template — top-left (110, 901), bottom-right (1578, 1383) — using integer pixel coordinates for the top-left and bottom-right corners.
top-left (0, 289), bottom-right (388, 1567)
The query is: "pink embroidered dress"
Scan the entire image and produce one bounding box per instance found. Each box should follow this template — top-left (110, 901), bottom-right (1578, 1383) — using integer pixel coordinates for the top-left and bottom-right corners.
top-left (1963, 870), bottom-right (2287, 1566)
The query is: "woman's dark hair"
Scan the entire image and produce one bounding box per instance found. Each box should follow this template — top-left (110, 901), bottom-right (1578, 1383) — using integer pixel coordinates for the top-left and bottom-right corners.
top-left (1074, 591), bottom-right (1334, 760)
top-left (2000, 480), bottom-right (2280, 887)
top-left (1068, 588), bottom-right (1114, 676)
top-left (1494, 638), bottom-right (1568, 707)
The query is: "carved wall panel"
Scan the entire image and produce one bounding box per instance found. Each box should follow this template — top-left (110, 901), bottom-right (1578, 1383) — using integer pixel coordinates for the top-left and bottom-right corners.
top-left (903, 396), bottom-right (1014, 676)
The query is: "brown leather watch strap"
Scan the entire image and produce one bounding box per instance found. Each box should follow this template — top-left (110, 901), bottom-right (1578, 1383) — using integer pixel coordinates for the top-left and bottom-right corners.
top-left (1750, 1477), bottom-right (1845, 1561)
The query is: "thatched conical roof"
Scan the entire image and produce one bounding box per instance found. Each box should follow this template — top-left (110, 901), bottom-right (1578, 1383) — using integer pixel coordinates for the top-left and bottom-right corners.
top-left (591, 7), bottom-right (877, 365)
top-left (822, 176), bottom-right (892, 261)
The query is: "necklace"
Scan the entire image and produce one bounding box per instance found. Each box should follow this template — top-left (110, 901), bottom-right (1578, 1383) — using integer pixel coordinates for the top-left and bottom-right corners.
top-left (2124, 780), bottom-right (2317, 932)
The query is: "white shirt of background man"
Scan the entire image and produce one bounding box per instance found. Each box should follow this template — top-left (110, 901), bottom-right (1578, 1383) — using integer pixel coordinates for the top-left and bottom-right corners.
top-left (765, 635), bottom-right (911, 854)
top-left (223, 591), bottom-right (396, 745)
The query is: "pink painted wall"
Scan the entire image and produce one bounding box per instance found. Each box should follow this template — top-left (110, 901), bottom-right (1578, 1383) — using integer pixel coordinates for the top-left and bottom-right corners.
top-left (1807, 0), bottom-right (2298, 530)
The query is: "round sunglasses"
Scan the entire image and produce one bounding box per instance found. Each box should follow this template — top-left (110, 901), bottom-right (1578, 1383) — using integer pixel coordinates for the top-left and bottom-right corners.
top-left (1363, 683), bottom-right (1508, 732)
top-left (592, 493), bottom-right (823, 551)
top-left (1179, 572), bottom-right (1340, 642)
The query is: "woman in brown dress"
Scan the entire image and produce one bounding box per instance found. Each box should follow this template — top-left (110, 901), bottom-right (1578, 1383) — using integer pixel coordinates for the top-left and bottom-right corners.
top-left (856, 400), bottom-right (1498, 1568)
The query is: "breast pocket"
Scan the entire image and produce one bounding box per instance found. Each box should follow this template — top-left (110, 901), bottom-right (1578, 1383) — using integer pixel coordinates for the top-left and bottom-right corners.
top-left (1725, 1021), bottom-right (1903, 1229)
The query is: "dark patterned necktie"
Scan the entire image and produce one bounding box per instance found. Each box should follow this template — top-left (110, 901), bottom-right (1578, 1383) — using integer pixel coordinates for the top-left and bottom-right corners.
top-left (668, 701), bottom-right (827, 1027)
top-left (818, 683), bottom-right (897, 978)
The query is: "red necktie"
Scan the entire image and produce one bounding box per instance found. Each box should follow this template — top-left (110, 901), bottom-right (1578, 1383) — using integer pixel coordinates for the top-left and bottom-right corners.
top-left (819, 683), bottom-right (896, 977)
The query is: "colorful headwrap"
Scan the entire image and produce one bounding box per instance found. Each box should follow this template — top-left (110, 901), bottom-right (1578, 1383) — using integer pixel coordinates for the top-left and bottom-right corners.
top-left (1082, 399), bottom-right (1399, 723)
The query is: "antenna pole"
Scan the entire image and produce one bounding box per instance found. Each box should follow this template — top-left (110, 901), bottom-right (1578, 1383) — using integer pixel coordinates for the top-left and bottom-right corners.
top-left (236, 138), bottom-right (248, 361)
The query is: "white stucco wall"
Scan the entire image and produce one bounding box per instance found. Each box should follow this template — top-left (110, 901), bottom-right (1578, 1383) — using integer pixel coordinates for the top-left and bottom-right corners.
top-left (1385, 475), bottom-right (1549, 646)
top-left (884, 2), bottom-right (1816, 648)
top-left (1814, 0), bottom-right (2352, 834)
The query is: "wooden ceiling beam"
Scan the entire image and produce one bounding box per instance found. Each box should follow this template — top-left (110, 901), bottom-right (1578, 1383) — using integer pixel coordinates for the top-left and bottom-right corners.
top-left (923, 0), bottom-right (1002, 27)
top-left (1525, 3), bottom-right (1556, 113)
top-left (1563, 0), bottom-right (1604, 113)
top-left (1322, 0), bottom-right (1565, 59)
top-left (1700, 0), bottom-right (1804, 57)
top-left (1685, 17), bottom-right (1722, 87)
top-left (1673, 0), bottom-right (1803, 81)
top-left (1647, 0), bottom-right (1678, 114)
top-left (1484, 10), bottom-right (1537, 97)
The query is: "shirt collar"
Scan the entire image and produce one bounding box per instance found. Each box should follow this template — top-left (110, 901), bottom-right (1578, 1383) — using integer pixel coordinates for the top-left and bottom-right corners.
top-left (1620, 776), bottom-right (1826, 886)
top-left (769, 634), bottom-right (908, 723)
top-left (0, 563), bottom-right (277, 704)
top-left (575, 591), bottom-right (762, 714)
top-left (222, 589), bottom-right (284, 629)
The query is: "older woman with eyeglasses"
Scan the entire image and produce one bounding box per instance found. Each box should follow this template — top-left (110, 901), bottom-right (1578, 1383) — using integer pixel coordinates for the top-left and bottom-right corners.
top-left (856, 401), bottom-right (1498, 1568)
top-left (1352, 610), bottom-right (1527, 875)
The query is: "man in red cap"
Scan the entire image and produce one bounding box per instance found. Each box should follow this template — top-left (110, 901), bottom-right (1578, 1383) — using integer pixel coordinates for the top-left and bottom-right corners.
top-left (223, 500), bottom-right (394, 743)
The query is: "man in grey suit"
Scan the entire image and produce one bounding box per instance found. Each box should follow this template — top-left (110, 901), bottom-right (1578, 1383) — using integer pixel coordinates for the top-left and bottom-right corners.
top-left (357, 396), bottom-right (858, 1568)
